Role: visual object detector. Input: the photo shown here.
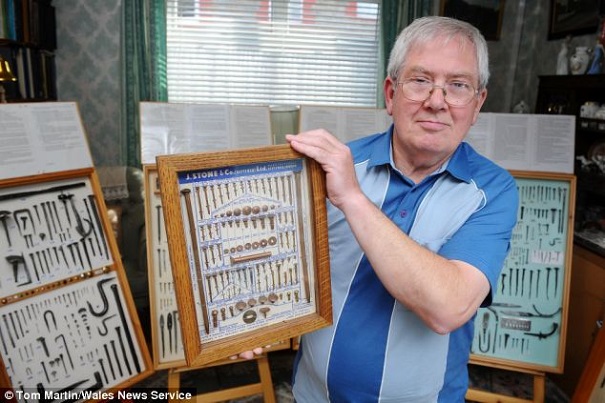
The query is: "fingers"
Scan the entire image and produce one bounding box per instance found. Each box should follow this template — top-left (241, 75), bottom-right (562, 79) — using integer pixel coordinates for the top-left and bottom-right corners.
top-left (229, 347), bottom-right (264, 360)
top-left (286, 129), bottom-right (345, 161)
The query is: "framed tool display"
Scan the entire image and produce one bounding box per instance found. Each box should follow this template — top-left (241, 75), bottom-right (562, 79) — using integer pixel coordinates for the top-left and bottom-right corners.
top-left (144, 165), bottom-right (187, 368)
top-left (156, 144), bottom-right (332, 366)
top-left (470, 171), bottom-right (576, 373)
top-left (0, 169), bottom-right (152, 399)
top-left (144, 164), bottom-right (292, 369)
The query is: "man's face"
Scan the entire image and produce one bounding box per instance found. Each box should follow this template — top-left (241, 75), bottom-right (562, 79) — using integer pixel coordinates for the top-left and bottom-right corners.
top-left (385, 36), bottom-right (487, 167)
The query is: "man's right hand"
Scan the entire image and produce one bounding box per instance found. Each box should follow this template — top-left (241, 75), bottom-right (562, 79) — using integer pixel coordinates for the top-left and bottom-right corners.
top-left (286, 130), bottom-right (362, 211)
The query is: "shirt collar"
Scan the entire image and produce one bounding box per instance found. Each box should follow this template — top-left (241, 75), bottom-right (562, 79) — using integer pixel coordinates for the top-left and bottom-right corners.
top-left (367, 124), bottom-right (473, 184)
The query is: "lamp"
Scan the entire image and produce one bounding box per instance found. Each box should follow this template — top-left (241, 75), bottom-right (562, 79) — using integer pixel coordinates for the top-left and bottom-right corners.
top-left (0, 56), bottom-right (17, 103)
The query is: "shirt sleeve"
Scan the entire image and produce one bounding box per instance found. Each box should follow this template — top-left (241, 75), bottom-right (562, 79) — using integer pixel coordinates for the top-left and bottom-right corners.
top-left (438, 173), bottom-right (519, 306)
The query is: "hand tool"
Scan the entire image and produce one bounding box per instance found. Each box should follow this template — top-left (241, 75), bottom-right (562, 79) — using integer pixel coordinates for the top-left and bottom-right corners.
top-left (0, 210), bottom-right (12, 246)
top-left (173, 310), bottom-right (179, 352)
top-left (87, 278), bottom-right (113, 317)
top-left (99, 358), bottom-right (109, 384)
top-left (110, 283), bottom-right (141, 373)
top-left (55, 334), bottom-right (74, 369)
top-left (6, 254), bottom-right (32, 286)
top-left (156, 204), bottom-right (163, 241)
top-left (116, 326), bottom-right (132, 375)
top-left (160, 314), bottom-right (165, 357)
top-left (524, 322), bottom-right (559, 339)
top-left (85, 195), bottom-right (104, 257)
top-left (104, 343), bottom-right (116, 380)
top-left (2, 314), bottom-right (15, 348)
top-left (57, 193), bottom-right (72, 226)
top-left (478, 312), bottom-right (491, 353)
top-left (110, 339), bottom-right (123, 377)
top-left (37, 336), bottom-right (49, 356)
top-left (0, 325), bottom-right (8, 355)
top-left (45, 201), bottom-right (58, 236)
top-left (67, 194), bottom-right (93, 237)
top-left (546, 267), bottom-right (551, 300)
top-left (167, 312), bottom-right (173, 353)
top-left (80, 238), bottom-right (92, 269)
top-left (181, 188), bottom-right (210, 335)
top-left (97, 314), bottom-right (117, 336)
top-left (40, 202), bottom-right (54, 241)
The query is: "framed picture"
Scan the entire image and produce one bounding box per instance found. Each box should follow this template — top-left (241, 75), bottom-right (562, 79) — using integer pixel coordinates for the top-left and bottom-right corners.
top-left (143, 164), bottom-right (291, 369)
top-left (470, 171), bottom-right (576, 374)
top-left (440, 0), bottom-right (506, 41)
top-left (548, 0), bottom-right (602, 40)
top-left (0, 170), bottom-right (153, 393)
top-left (156, 144), bottom-right (332, 366)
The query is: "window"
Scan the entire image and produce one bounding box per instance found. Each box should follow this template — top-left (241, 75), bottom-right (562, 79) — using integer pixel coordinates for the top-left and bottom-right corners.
top-left (166, 0), bottom-right (382, 107)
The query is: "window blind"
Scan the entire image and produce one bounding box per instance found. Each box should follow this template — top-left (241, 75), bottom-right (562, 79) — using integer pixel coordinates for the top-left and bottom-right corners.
top-left (166, 0), bottom-right (382, 107)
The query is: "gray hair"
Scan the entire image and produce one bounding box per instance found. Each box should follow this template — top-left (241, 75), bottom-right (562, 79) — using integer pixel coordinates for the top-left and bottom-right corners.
top-left (386, 16), bottom-right (490, 89)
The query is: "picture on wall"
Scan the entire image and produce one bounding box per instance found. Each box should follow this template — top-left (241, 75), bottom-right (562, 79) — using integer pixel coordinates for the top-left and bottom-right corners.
top-left (548, 0), bottom-right (602, 40)
top-left (440, 0), bottom-right (506, 41)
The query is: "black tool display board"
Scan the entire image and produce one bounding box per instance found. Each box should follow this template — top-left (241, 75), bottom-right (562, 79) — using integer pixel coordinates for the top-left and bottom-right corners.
top-left (470, 171), bottom-right (576, 373)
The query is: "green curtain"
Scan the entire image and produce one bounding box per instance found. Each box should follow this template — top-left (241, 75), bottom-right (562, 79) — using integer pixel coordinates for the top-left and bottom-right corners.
top-left (121, 0), bottom-right (168, 168)
top-left (377, 0), bottom-right (433, 107)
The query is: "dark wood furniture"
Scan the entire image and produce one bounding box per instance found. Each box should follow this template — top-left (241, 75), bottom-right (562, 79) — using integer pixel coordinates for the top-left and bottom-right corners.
top-left (536, 75), bottom-right (605, 397)
top-left (0, 0), bottom-right (57, 102)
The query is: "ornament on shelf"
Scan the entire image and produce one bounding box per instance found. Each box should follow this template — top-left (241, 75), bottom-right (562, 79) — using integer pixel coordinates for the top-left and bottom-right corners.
top-left (587, 42), bottom-right (604, 74)
top-left (556, 36), bottom-right (571, 75)
top-left (570, 46), bottom-right (591, 75)
top-left (512, 100), bottom-right (529, 114)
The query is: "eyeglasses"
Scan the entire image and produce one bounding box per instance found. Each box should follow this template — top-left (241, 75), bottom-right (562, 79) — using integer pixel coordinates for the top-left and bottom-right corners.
top-left (397, 78), bottom-right (479, 107)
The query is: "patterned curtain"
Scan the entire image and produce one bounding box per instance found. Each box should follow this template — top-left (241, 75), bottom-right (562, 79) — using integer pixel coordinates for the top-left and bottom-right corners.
top-left (378, 0), bottom-right (433, 107)
top-left (121, 0), bottom-right (168, 168)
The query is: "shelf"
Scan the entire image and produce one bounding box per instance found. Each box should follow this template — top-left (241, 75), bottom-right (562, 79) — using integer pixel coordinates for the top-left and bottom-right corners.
top-left (579, 118), bottom-right (605, 133)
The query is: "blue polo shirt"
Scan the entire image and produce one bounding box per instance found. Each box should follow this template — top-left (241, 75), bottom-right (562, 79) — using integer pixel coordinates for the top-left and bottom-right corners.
top-left (292, 126), bottom-right (518, 402)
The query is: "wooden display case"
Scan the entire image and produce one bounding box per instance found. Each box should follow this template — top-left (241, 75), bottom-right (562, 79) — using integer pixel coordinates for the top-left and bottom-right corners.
top-left (470, 171), bottom-right (576, 373)
top-left (0, 169), bottom-right (153, 397)
top-left (156, 144), bottom-right (332, 366)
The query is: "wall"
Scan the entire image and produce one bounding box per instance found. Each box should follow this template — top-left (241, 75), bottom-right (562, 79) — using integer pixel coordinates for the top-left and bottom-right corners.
top-left (55, 0), bottom-right (123, 167)
top-left (484, 0), bottom-right (596, 113)
top-left (53, 1), bottom-right (598, 167)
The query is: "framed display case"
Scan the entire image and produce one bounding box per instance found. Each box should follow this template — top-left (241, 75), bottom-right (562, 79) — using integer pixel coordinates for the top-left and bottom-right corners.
top-left (470, 171), bottom-right (576, 373)
top-left (0, 169), bottom-right (152, 397)
top-left (143, 164), bottom-right (291, 369)
top-left (156, 144), bottom-right (332, 366)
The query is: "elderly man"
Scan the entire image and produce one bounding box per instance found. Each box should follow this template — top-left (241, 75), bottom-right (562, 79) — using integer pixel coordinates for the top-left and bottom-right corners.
top-left (286, 16), bottom-right (518, 402)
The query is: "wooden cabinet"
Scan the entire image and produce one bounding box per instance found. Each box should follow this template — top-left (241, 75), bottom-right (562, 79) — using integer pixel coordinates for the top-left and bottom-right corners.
top-left (0, 0), bottom-right (57, 102)
top-left (536, 75), bottom-right (605, 396)
top-left (550, 246), bottom-right (605, 397)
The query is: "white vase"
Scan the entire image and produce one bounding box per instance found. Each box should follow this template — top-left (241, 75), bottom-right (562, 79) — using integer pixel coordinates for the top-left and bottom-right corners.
top-left (570, 46), bottom-right (591, 75)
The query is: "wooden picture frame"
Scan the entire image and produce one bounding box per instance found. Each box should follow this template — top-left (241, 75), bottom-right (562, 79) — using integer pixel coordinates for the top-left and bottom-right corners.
top-left (440, 0), bottom-right (506, 41)
top-left (548, 0), bottom-right (602, 40)
top-left (470, 171), bottom-right (576, 374)
top-left (156, 144), bottom-right (332, 366)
